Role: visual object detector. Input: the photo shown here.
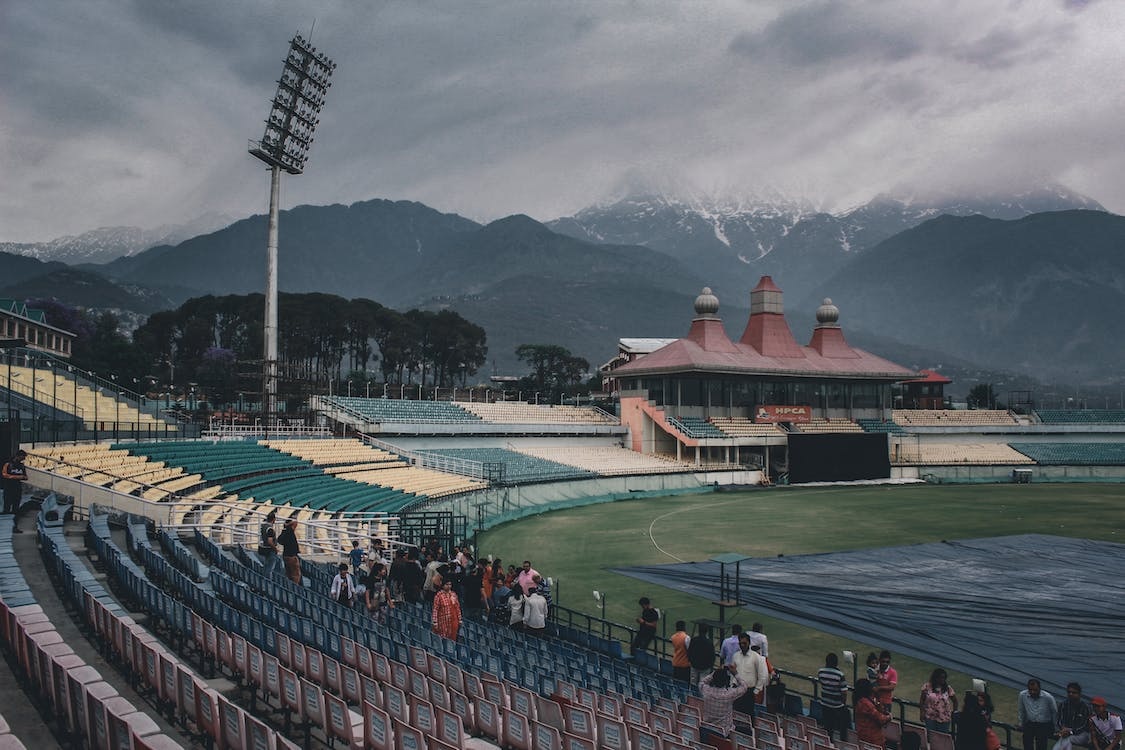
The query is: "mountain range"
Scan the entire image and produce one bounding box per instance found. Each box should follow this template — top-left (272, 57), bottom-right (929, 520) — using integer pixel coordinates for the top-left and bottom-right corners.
top-left (0, 212), bottom-right (234, 266)
top-left (548, 184), bottom-right (1104, 305)
top-left (2, 187), bottom-right (1119, 388)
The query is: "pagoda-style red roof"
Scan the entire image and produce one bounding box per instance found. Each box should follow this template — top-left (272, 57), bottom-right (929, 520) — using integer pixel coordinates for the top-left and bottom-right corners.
top-left (612, 277), bottom-right (917, 381)
top-left (902, 369), bottom-right (952, 384)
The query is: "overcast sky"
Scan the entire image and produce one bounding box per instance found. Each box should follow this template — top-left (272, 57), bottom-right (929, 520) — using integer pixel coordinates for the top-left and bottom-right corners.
top-left (2, 0), bottom-right (1123, 241)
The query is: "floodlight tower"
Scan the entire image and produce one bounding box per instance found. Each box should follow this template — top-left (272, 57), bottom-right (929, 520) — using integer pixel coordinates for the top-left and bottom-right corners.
top-left (249, 34), bottom-right (335, 429)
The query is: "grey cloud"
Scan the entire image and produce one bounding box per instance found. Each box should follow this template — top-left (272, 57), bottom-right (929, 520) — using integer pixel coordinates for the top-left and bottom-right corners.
top-left (729, 2), bottom-right (921, 67)
top-left (2, 0), bottom-right (1125, 241)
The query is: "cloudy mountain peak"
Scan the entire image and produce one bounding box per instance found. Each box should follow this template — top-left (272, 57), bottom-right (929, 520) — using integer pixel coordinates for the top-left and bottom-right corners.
top-left (0, 213), bottom-right (236, 265)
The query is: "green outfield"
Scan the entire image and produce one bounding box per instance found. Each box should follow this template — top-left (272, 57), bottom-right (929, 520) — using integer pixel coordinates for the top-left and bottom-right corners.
top-left (477, 482), bottom-right (1125, 726)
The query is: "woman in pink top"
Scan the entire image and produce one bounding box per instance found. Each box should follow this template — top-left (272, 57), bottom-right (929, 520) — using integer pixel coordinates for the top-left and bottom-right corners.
top-left (920, 668), bottom-right (959, 732)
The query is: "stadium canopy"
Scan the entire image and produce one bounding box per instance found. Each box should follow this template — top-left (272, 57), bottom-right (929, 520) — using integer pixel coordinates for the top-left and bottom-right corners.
top-left (614, 534), bottom-right (1124, 713)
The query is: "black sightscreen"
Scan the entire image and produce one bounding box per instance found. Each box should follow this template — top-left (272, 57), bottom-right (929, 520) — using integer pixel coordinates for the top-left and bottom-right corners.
top-left (787, 432), bottom-right (889, 483)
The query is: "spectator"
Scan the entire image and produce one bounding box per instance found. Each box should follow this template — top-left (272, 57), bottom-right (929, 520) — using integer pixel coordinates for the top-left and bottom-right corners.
top-left (490, 559), bottom-right (511, 607)
top-left (1055, 682), bottom-right (1092, 750)
top-left (818, 652), bottom-right (850, 741)
top-left (854, 679), bottom-right (891, 749)
top-left (481, 557), bottom-right (496, 605)
top-left (688, 624), bottom-right (717, 687)
top-left (423, 553), bottom-right (446, 604)
top-left (330, 563), bottom-right (356, 607)
top-left (349, 540), bottom-right (366, 577)
top-left (402, 549), bottom-right (424, 604)
top-left (748, 622), bottom-right (769, 658)
top-left (462, 561), bottom-right (487, 621)
top-left (670, 620), bottom-right (691, 682)
top-left (1, 449), bottom-right (28, 533)
top-left (1019, 679), bottom-right (1058, 750)
top-left (866, 652), bottom-right (880, 682)
top-left (1089, 697), bottom-right (1121, 750)
top-left (365, 562), bottom-right (393, 622)
top-left (728, 633), bottom-right (768, 717)
top-left (388, 549), bottom-right (407, 602)
top-left (956, 692), bottom-right (990, 750)
top-left (874, 650), bottom-right (898, 714)
top-left (277, 518), bottom-right (301, 584)
top-left (720, 624), bottom-right (743, 665)
top-left (533, 574), bottom-right (553, 609)
top-left (630, 597), bottom-right (659, 654)
top-left (920, 668), bottom-right (959, 732)
top-left (508, 588), bottom-right (525, 631)
top-left (432, 580), bottom-right (462, 641)
top-left (523, 588), bottom-right (548, 637)
top-left (516, 560), bottom-right (539, 595)
top-left (257, 510), bottom-right (280, 578)
top-left (699, 669), bottom-right (749, 738)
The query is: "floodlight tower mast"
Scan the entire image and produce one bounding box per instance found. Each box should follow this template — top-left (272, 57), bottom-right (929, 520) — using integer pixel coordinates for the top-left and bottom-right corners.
top-left (248, 34), bottom-right (335, 430)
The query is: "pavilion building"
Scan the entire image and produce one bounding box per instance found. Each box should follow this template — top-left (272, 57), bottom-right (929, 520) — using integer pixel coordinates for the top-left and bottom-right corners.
top-left (609, 277), bottom-right (918, 470)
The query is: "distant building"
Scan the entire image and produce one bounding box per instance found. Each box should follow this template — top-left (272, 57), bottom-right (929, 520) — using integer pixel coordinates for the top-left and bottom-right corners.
top-left (599, 337), bottom-right (679, 395)
top-left (899, 369), bottom-right (951, 410)
top-left (609, 277), bottom-right (918, 464)
top-left (0, 299), bottom-right (75, 358)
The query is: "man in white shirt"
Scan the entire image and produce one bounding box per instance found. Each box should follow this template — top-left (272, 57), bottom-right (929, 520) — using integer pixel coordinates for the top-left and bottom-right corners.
top-left (523, 589), bottom-right (548, 636)
top-left (748, 622), bottom-right (769, 658)
top-left (727, 633), bottom-right (769, 716)
top-left (330, 563), bottom-right (357, 607)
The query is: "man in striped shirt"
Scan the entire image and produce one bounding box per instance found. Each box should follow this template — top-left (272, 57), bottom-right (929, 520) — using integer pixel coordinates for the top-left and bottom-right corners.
top-left (817, 652), bottom-right (850, 741)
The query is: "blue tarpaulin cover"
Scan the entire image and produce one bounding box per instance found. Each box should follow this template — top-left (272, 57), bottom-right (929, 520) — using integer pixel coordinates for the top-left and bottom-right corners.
top-left (613, 534), bottom-right (1123, 711)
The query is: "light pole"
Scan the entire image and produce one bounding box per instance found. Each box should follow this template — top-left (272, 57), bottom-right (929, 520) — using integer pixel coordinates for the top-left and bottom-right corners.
top-left (91, 372), bottom-right (98, 436)
top-left (249, 34), bottom-right (336, 430)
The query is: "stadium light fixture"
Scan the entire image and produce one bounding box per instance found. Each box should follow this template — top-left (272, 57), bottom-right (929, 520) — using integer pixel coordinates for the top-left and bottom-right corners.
top-left (248, 33), bottom-right (336, 430)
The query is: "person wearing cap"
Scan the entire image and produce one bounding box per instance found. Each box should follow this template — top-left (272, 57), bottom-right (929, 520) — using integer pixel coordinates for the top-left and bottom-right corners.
top-left (1089, 697), bottom-right (1121, 750)
top-left (2, 449), bottom-right (28, 533)
top-left (1019, 678), bottom-right (1058, 750)
top-left (331, 563), bottom-right (357, 606)
top-left (1055, 682), bottom-right (1092, 750)
top-left (277, 518), bottom-right (302, 584)
top-left (258, 509), bottom-right (280, 578)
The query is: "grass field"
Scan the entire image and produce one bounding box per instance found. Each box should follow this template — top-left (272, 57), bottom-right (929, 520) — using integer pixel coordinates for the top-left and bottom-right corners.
top-left (477, 482), bottom-right (1125, 725)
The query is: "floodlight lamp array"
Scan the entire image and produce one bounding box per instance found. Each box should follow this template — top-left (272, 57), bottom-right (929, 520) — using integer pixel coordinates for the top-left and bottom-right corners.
top-left (249, 34), bottom-right (335, 175)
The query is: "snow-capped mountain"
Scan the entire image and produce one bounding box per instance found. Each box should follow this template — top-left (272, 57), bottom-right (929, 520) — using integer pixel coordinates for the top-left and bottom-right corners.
top-left (0, 212), bottom-right (235, 266)
top-left (548, 184), bottom-right (1106, 304)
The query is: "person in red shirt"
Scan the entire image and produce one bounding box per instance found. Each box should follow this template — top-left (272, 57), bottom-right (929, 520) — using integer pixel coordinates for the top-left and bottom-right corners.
top-left (875, 650), bottom-right (898, 714)
top-left (855, 679), bottom-right (892, 748)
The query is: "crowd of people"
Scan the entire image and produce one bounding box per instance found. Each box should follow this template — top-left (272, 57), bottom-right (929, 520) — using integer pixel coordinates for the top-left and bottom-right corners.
top-left (256, 520), bottom-right (557, 644)
top-left (689, 625), bottom-right (1120, 750)
top-left (251, 521), bottom-right (1119, 750)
